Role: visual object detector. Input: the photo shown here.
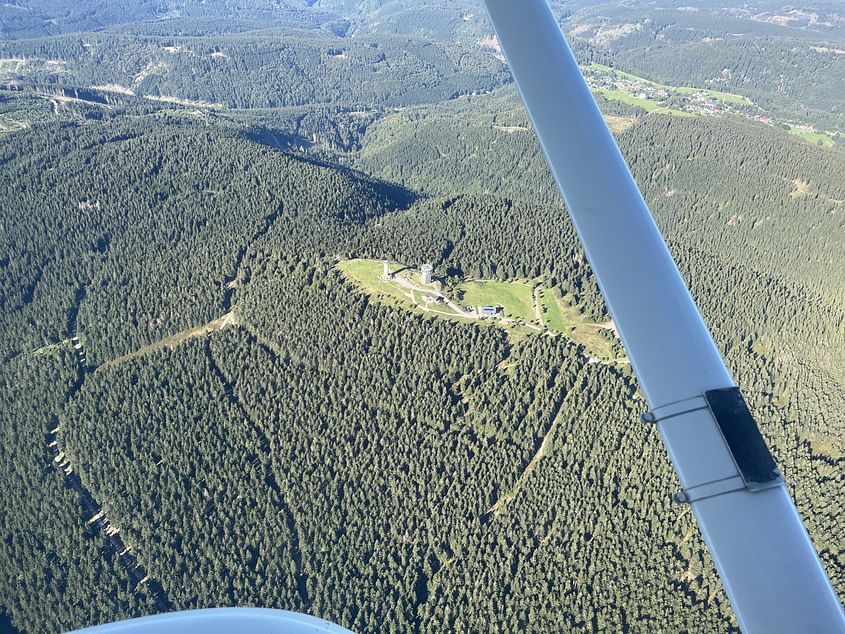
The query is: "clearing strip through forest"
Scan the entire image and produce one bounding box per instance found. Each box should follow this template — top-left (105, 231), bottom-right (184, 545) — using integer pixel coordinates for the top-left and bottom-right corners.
top-left (98, 311), bottom-right (238, 369)
top-left (49, 287), bottom-right (171, 611)
top-left (487, 384), bottom-right (576, 518)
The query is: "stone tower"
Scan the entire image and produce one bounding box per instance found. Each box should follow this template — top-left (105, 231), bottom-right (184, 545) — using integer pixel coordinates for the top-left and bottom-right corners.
top-left (420, 263), bottom-right (433, 285)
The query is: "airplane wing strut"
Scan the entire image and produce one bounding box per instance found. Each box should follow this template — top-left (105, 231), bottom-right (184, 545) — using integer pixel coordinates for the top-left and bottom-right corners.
top-left (480, 1), bottom-right (845, 631)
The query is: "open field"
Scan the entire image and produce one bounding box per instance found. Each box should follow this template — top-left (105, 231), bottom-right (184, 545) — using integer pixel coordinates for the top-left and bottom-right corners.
top-left (788, 127), bottom-right (837, 147)
top-left (457, 279), bottom-right (535, 322)
top-left (595, 88), bottom-right (693, 117)
top-left (590, 63), bottom-right (753, 106)
top-left (537, 287), bottom-right (567, 333)
top-left (588, 62), bottom-right (763, 121)
top-left (336, 259), bottom-right (467, 321)
top-left (589, 63), bottom-right (840, 148)
top-left (604, 114), bottom-right (636, 134)
top-left (537, 287), bottom-right (621, 362)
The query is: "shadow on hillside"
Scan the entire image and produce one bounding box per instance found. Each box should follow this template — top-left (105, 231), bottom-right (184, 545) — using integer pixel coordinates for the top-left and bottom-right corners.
top-left (243, 127), bottom-right (418, 212)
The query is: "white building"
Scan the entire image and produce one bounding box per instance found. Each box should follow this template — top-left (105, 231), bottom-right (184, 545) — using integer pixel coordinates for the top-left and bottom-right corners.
top-left (420, 263), bottom-right (433, 285)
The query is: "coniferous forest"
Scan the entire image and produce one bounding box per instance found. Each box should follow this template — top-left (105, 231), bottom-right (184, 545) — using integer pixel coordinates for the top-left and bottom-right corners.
top-left (0, 1), bottom-right (843, 633)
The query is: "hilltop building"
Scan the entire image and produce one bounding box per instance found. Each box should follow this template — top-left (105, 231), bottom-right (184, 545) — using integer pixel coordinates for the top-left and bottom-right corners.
top-left (480, 306), bottom-right (503, 317)
top-left (383, 260), bottom-right (391, 279)
top-left (420, 263), bottom-right (433, 285)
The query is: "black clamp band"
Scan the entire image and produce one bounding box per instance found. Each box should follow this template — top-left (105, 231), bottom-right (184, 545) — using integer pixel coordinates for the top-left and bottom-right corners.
top-left (642, 388), bottom-right (786, 501)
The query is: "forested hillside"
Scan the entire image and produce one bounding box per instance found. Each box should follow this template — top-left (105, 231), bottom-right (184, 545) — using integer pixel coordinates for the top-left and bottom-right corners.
top-left (0, 31), bottom-right (508, 109)
top-left (0, 0), bottom-right (347, 39)
top-left (356, 98), bottom-right (845, 306)
top-left (1, 111), bottom-right (843, 632)
top-left (1, 2), bottom-right (843, 633)
top-left (0, 116), bottom-right (407, 366)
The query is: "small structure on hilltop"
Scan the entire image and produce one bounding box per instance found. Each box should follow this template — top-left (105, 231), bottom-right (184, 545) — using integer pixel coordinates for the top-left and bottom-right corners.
top-left (480, 306), bottom-right (503, 317)
top-left (383, 260), bottom-right (391, 279)
top-left (420, 263), bottom-right (434, 285)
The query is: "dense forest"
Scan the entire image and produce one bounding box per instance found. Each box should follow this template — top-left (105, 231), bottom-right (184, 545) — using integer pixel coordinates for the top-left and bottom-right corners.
top-left (1, 111), bottom-right (843, 632)
top-left (0, 0), bottom-right (349, 40)
top-left (0, 1), bottom-right (843, 633)
top-left (355, 94), bottom-right (845, 306)
top-left (0, 31), bottom-right (509, 109)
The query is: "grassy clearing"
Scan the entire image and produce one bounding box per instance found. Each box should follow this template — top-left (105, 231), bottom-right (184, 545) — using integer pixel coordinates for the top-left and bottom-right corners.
top-left (597, 88), bottom-right (661, 112)
top-left (807, 434), bottom-right (843, 460)
top-left (457, 279), bottom-right (535, 322)
top-left (338, 259), bottom-right (410, 300)
top-left (596, 88), bottom-right (694, 118)
top-left (604, 114), bottom-right (636, 134)
top-left (538, 287), bottom-right (567, 332)
top-left (790, 178), bottom-right (813, 198)
top-left (788, 127), bottom-right (836, 147)
top-left (568, 321), bottom-right (617, 362)
top-left (0, 115), bottom-right (30, 133)
top-left (338, 259), bottom-right (468, 321)
top-left (339, 259), bottom-right (627, 363)
top-left (706, 89), bottom-right (753, 105)
top-left (555, 299), bottom-right (617, 360)
top-left (538, 287), bottom-right (622, 361)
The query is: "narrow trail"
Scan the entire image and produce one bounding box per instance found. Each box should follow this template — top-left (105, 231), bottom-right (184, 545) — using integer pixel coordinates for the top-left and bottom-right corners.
top-left (99, 311), bottom-right (238, 371)
top-left (223, 205), bottom-right (283, 311)
top-left (486, 383), bottom-right (576, 519)
top-left (37, 205), bottom-right (284, 615)
top-left (532, 285), bottom-right (544, 327)
top-left (205, 338), bottom-right (311, 608)
top-left (415, 368), bottom-right (581, 627)
top-left (48, 287), bottom-right (172, 612)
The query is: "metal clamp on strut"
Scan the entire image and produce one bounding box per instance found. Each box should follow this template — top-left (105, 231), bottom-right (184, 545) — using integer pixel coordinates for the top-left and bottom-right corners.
top-left (642, 387), bottom-right (785, 503)
top-left (640, 395), bottom-right (709, 425)
top-left (670, 476), bottom-right (748, 504)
